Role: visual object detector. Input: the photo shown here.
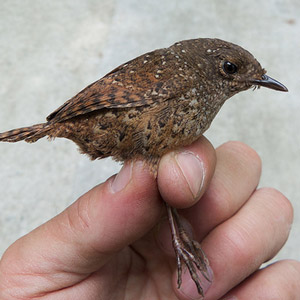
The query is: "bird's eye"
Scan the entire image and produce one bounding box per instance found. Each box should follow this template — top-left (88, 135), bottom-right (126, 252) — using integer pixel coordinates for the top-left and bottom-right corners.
top-left (223, 61), bottom-right (238, 74)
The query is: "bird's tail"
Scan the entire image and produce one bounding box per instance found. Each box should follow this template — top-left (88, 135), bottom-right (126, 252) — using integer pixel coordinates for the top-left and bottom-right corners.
top-left (0, 123), bottom-right (49, 143)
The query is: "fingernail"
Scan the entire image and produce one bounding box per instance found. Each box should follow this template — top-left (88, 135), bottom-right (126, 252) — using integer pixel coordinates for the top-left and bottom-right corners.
top-left (175, 151), bottom-right (205, 199)
top-left (110, 161), bottom-right (133, 193)
top-left (180, 265), bottom-right (213, 300)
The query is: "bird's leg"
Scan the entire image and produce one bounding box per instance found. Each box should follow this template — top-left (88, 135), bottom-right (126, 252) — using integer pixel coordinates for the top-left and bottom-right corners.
top-left (166, 202), bottom-right (211, 296)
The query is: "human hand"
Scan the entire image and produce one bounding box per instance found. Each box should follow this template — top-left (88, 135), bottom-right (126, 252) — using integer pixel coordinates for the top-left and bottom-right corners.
top-left (0, 137), bottom-right (298, 299)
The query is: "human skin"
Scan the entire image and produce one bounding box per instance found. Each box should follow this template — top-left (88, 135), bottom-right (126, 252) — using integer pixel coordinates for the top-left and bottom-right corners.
top-left (0, 137), bottom-right (299, 300)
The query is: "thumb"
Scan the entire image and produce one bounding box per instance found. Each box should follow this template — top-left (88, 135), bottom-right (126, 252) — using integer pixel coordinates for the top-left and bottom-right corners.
top-left (1, 161), bottom-right (162, 288)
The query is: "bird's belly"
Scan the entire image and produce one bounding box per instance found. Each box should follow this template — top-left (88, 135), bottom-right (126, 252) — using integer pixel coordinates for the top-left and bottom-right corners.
top-left (54, 101), bottom-right (213, 163)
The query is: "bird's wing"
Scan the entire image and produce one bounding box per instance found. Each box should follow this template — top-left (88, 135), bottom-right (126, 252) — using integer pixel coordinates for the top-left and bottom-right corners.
top-left (46, 49), bottom-right (192, 123)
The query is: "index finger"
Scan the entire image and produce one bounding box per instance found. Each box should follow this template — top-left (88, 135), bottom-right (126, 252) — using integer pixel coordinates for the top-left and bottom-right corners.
top-left (0, 161), bottom-right (162, 294)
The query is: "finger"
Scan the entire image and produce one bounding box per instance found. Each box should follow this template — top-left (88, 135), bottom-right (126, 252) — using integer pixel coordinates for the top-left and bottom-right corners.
top-left (182, 141), bottom-right (262, 239)
top-left (155, 141), bottom-right (261, 261)
top-left (203, 187), bottom-right (294, 299)
top-left (221, 260), bottom-right (300, 300)
top-left (0, 161), bottom-right (162, 293)
top-left (157, 136), bottom-right (216, 208)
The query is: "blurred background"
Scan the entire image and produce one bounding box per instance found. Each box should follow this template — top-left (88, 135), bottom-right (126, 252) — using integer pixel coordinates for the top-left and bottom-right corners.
top-left (0, 0), bottom-right (299, 265)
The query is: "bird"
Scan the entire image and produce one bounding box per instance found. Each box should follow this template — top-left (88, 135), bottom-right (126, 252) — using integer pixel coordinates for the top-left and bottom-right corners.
top-left (0, 38), bottom-right (288, 296)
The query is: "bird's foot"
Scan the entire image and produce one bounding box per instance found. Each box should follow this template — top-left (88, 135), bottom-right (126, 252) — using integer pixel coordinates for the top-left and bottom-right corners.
top-left (166, 203), bottom-right (211, 296)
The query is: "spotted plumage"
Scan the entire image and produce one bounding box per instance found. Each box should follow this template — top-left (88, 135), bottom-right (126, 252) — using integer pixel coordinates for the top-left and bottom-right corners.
top-left (0, 38), bottom-right (288, 295)
top-left (0, 38), bottom-right (287, 169)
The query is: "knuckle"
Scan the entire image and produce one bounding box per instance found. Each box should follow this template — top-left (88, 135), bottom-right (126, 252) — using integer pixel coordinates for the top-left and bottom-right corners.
top-left (66, 196), bottom-right (92, 234)
top-left (257, 187), bottom-right (294, 224)
top-left (203, 179), bottom-right (235, 222)
top-left (221, 223), bottom-right (253, 265)
top-left (284, 259), bottom-right (300, 273)
top-left (229, 140), bottom-right (261, 165)
top-left (277, 260), bottom-right (300, 296)
top-left (219, 140), bottom-right (262, 177)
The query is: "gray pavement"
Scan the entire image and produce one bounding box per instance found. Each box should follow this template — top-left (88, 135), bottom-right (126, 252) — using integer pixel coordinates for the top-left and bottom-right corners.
top-left (0, 0), bottom-right (299, 268)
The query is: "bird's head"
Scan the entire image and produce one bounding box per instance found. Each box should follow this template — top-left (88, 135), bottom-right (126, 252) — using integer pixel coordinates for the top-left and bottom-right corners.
top-left (176, 38), bottom-right (288, 97)
top-left (201, 38), bottom-right (288, 95)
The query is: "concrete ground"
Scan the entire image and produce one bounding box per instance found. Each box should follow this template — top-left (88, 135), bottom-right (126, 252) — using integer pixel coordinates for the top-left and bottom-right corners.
top-left (0, 0), bottom-right (299, 269)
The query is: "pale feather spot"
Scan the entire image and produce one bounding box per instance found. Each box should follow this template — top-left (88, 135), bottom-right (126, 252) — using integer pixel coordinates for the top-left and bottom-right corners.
top-left (189, 99), bottom-right (198, 107)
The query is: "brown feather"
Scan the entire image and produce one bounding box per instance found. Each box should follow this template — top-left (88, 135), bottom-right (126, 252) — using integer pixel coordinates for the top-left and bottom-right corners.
top-left (46, 48), bottom-right (189, 123)
top-left (0, 123), bottom-right (48, 143)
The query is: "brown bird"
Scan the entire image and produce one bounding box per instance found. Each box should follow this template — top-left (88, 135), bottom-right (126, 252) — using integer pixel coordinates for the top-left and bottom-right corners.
top-left (0, 38), bottom-right (288, 295)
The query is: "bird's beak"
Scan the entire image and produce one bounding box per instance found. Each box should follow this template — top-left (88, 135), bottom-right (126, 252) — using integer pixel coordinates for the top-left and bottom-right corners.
top-left (251, 75), bottom-right (288, 92)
